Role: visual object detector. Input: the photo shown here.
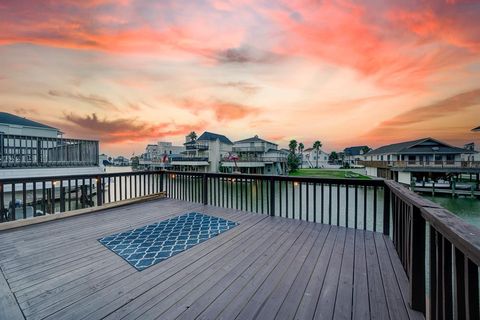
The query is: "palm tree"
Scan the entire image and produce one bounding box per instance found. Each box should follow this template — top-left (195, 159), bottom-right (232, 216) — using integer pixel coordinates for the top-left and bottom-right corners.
top-left (288, 140), bottom-right (298, 153)
top-left (361, 146), bottom-right (371, 155)
top-left (298, 142), bottom-right (304, 168)
top-left (187, 131), bottom-right (197, 142)
top-left (313, 140), bottom-right (322, 168)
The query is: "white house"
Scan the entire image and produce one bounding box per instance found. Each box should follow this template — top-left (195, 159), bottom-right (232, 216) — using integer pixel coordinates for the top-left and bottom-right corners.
top-left (171, 131), bottom-right (233, 173)
top-left (362, 137), bottom-right (477, 184)
top-left (221, 135), bottom-right (287, 175)
top-left (302, 148), bottom-right (329, 168)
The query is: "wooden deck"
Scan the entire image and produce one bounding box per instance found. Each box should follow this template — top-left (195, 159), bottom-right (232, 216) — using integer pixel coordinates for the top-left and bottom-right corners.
top-left (0, 198), bottom-right (423, 320)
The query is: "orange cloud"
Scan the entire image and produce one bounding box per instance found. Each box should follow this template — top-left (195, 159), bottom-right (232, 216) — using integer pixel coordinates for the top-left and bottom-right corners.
top-left (180, 99), bottom-right (260, 122)
top-left (61, 112), bottom-right (206, 143)
top-left (363, 88), bottom-right (480, 144)
top-left (265, 0), bottom-right (480, 88)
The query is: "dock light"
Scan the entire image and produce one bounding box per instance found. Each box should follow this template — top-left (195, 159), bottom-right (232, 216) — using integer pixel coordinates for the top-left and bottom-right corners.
top-left (294, 182), bottom-right (299, 187)
top-left (53, 180), bottom-right (60, 186)
top-left (171, 174), bottom-right (176, 179)
top-left (232, 178), bottom-right (236, 182)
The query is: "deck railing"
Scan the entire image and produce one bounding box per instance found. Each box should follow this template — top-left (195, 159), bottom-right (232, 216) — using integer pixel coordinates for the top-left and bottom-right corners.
top-left (0, 170), bottom-right (478, 318)
top-left (0, 171), bottom-right (161, 221)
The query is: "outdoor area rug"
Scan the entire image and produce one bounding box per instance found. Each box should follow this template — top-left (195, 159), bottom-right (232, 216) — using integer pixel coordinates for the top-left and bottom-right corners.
top-left (98, 212), bottom-right (238, 271)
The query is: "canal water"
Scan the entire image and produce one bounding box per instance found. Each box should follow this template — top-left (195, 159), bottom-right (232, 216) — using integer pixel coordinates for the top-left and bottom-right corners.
top-left (424, 195), bottom-right (480, 228)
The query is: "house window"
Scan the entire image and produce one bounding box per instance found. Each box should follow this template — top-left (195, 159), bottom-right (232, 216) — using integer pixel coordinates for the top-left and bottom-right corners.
top-left (446, 154), bottom-right (454, 164)
top-left (408, 155), bottom-right (416, 164)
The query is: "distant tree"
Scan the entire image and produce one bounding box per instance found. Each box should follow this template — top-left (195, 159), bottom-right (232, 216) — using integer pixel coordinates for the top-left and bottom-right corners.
top-left (298, 142), bottom-right (304, 168)
top-left (187, 131), bottom-right (197, 142)
top-left (130, 156), bottom-right (139, 169)
top-left (329, 151), bottom-right (339, 163)
top-left (361, 146), bottom-right (371, 155)
top-left (313, 140), bottom-right (322, 168)
top-left (287, 153), bottom-right (301, 172)
top-left (287, 139), bottom-right (300, 172)
top-left (288, 140), bottom-right (298, 153)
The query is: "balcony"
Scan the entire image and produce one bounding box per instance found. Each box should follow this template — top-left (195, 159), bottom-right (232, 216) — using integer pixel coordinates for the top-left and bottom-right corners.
top-left (232, 146), bottom-right (265, 152)
top-left (185, 144), bottom-right (209, 151)
top-left (222, 156), bottom-right (287, 163)
top-left (0, 171), bottom-right (479, 319)
top-left (0, 133), bottom-right (99, 168)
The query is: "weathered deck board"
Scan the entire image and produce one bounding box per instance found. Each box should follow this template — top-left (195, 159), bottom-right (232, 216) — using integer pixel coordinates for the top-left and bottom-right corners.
top-left (0, 198), bottom-right (424, 320)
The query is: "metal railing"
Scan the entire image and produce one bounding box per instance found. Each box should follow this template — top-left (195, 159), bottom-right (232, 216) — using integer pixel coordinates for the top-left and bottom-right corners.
top-left (221, 156), bottom-right (287, 163)
top-left (359, 160), bottom-right (480, 169)
top-left (0, 170), bottom-right (478, 318)
top-left (170, 156), bottom-right (209, 162)
top-left (0, 133), bottom-right (99, 168)
top-left (0, 171), bottom-right (161, 221)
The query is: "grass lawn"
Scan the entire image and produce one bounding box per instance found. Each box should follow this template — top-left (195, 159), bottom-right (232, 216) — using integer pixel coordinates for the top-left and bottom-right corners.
top-left (289, 168), bottom-right (371, 180)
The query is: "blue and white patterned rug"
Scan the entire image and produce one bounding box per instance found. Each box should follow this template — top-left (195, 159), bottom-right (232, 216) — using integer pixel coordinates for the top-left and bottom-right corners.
top-left (98, 212), bottom-right (238, 271)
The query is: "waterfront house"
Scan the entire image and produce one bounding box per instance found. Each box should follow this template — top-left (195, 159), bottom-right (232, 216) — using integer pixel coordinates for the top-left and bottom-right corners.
top-left (302, 147), bottom-right (329, 168)
top-left (0, 112), bottom-right (100, 179)
top-left (343, 145), bottom-right (369, 165)
top-left (140, 141), bottom-right (185, 169)
top-left (221, 135), bottom-right (288, 174)
top-left (112, 156), bottom-right (130, 166)
top-left (171, 131), bottom-right (233, 173)
top-left (361, 137), bottom-right (478, 185)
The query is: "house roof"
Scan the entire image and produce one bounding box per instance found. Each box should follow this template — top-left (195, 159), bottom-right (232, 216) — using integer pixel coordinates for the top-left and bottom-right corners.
top-left (365, 138), bottom-right (474, 156)
top-left (344, 146), bottom-right (368, 156)
top-left (234, 135), bottom-right (277, 146)
top-left (197, 131), bottom-right (233, 145)
top-left (0, 112), bottom-right (58, 131)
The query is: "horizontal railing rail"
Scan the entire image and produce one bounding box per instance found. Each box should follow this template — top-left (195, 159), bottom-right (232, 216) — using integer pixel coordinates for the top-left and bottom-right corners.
top-left (359, 160), bottom-right (480, 169)
top-left (221, 156), bottom-right (287, 163)
top-left (0, 171), bottom-right (162, 222)
top-left (1, 169), bottom-right (478, 318)
top-left (170, 157), bottom-right (209, 162)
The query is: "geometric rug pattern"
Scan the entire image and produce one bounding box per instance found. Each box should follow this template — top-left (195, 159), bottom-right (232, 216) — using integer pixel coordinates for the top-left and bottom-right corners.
top-left (98, 212), bottom-right (238, 271)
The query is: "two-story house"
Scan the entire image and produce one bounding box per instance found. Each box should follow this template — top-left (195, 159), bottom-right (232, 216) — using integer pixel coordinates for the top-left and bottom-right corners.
top-left (171, 132), bottom-right (233, 173)
top-left (362, 137), bottom-right (477, 184)
top-left (221, 135), bottom-right (287, 175)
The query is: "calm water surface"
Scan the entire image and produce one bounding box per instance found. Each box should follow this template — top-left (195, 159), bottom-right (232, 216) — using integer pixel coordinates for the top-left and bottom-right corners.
top-left (424, 195), bottom-right (480, 229)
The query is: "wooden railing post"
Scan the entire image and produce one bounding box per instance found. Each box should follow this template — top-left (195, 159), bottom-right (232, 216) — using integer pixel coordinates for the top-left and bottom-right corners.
top-left (269, 177), bottom-right (275, 217)
top-left (409, 205), bottom-right (426, 313)
top-left (96, 176), bottom-right (102, 206)
top-left (202, 173), bottom-right (208, 205)
top-left (383, 184), bottom-right (390, 235)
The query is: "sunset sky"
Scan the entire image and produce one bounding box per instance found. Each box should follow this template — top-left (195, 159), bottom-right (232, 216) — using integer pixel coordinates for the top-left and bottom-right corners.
top-left (1, 0), bottom-right (480, 156)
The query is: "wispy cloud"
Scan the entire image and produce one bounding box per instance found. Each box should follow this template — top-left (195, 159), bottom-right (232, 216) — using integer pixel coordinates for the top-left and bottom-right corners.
top-left (219, 81), bottom-right (261, 95)
top-left (215, 47), bottom-right (282, 64)
top-left (48, 90), bottom-right (119, 111)
top-left (363, 88), bottom-right (480, 142)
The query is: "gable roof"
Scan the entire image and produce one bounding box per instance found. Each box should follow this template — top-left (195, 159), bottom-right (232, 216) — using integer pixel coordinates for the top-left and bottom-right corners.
top-left (197, 131), bottom-right (233, 145)
top-left (344, 146), bottom-right (368, 156)
top-left (0, 112), bottom-right (58, 131)
top-left (365, 138), bottom-right (473, 155)
top-left (234, 135), bottom-right (277, 146)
